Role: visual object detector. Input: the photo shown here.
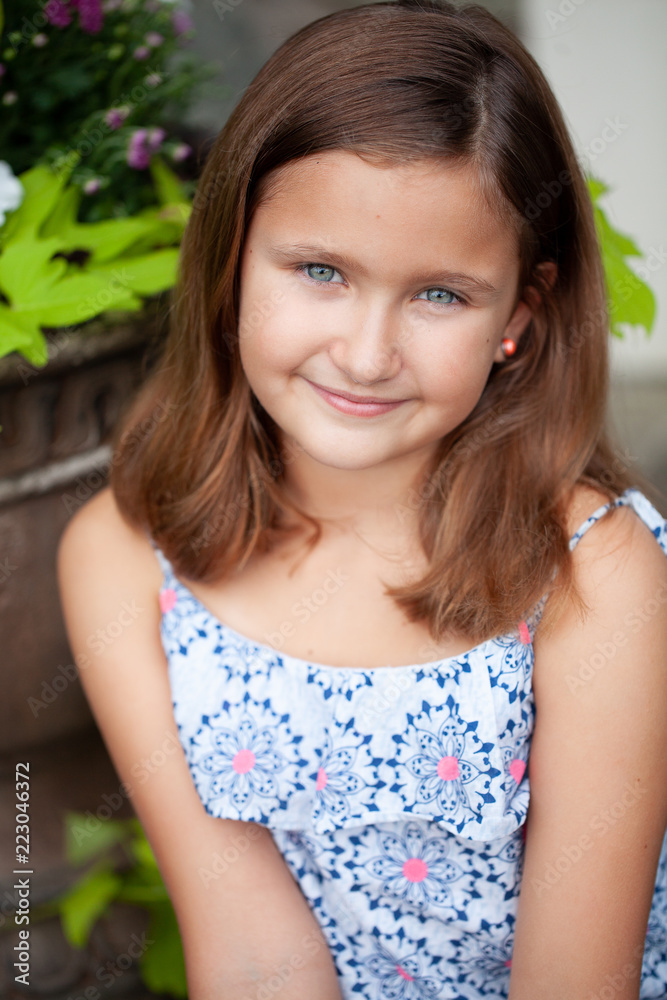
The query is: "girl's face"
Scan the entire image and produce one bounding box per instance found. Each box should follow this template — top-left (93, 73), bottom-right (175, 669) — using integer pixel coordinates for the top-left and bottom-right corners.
top-left (238, 150), bottom-right (534, 480)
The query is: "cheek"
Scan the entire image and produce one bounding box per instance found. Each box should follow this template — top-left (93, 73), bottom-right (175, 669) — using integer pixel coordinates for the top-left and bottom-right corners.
top-left (419, 367), bottom-right (490, 419)
top-left (238, 269), bottom-right (278, 364)
top-left (415, 329), bottom-right (497, 405)
top-left (238, 294), bottom-right (312, 378)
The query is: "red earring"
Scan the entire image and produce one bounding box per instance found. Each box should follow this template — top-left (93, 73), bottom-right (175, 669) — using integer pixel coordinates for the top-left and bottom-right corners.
top-left (501, 338), bottom-right (517, 358)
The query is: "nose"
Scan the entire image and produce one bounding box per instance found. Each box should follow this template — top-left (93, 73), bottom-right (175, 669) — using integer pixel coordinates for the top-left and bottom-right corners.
top-left (329, 301), bottom-right (403, 385)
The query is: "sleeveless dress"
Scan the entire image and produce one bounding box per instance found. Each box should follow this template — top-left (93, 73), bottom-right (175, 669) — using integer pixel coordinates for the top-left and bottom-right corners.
top-left (151, 487), bottom-right (667, 999)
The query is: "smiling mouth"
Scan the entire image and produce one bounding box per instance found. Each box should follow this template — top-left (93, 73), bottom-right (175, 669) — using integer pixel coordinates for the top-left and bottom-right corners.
top-left (304, 378), bottom-right (410, 417)
top-left (306, 379), bottom-right (408, 404)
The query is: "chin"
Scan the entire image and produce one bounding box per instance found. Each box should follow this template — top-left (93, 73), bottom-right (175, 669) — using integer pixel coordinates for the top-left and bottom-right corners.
top-left (296, 440), bottom-right (392, 472)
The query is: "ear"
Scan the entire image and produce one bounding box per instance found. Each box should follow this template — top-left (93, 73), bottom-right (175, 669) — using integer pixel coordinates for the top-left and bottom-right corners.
top-left (493, 261), bottom-right (558, 363)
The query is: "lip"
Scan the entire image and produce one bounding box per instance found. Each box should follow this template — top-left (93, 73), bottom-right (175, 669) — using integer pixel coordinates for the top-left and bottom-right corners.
top-left (305, 378), bottom-right (409, 417)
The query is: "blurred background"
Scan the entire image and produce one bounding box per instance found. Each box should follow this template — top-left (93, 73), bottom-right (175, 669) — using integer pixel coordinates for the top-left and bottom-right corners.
top-left (0, 1), bottom-right (664, 997)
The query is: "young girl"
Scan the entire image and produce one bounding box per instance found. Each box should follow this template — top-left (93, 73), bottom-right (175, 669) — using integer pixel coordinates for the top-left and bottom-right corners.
top-left (57, 2), bottom-right (667, 997)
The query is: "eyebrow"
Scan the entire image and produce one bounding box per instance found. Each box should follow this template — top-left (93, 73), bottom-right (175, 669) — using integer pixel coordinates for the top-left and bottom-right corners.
top-left (265, 242), bottom-right (499, 295)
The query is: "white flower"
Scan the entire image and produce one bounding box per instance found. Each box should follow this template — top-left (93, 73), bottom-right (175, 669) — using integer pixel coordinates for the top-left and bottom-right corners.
top-left (0, 161), bottom-right (24, 227)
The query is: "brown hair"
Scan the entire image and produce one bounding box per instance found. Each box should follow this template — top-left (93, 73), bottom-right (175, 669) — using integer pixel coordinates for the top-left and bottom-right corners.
top-left (110, 0), bottom-right (635, 642)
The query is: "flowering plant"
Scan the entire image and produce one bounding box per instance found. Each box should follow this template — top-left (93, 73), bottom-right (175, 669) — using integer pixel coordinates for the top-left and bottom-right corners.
top-left (0, 155), bottom-right (190, 365)
top-left (0, 0), bottom-right (220, 222)
top-left (0, 0), bottom-right (224, 366)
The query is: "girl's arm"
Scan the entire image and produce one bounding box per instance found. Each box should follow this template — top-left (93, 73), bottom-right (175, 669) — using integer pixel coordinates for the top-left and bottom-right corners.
top-left (57, 487), bottom-right (344, 1000)
top-left (509, 494), bottom-right (667, 1000)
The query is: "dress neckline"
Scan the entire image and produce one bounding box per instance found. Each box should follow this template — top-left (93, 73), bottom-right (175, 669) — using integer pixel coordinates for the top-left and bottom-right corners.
top-left (164, 571), bottom-right (515, 674)
top-left (157, 488), bottom-right (651, 673)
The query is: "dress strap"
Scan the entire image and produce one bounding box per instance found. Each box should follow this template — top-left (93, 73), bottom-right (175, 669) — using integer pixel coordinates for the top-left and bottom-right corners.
top-left (568, 490), bottom-right (635, 551)
top-left (528, 489), bottom-right (665, 633)
top-left (145, 531), bottom-right (173, 581)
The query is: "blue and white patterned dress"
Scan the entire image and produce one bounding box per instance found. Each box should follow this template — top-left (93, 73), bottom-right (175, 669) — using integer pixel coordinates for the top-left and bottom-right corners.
top-left (152, 487), bottom-right (667, 999)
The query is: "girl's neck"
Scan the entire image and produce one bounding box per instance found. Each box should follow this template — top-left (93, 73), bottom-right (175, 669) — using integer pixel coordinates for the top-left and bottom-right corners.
top-left (280, 436), bottom-right (436, 539)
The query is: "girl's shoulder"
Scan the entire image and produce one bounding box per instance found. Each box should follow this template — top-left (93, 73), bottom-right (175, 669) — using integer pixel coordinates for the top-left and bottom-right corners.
top-left (563, 483), bottom-right (612, 537)
top-left (536, 482), bottom-right (667, 661)
top-left (57, 484), bottom-right (162, 628)
top-left (564, 482), bottom-right (667, 568)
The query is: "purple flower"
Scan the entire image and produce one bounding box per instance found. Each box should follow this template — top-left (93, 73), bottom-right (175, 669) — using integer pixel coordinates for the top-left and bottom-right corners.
top-left (147, 127), bottom-right (166, 149)
top-left (0, 65), bottom-right (5, 79)
top-left (171, 142), bottom-right (191, 163)
top-left (71, 0), bottom-right (104, 34)
top-left (44, 0), bottom-right (72, 27)
top-left (171, 10), bottom-right (193, 36)
top-left (127, 127), bottom-right (166, 170)
top-left (127, 129), bottom-right (150, 169)
top-left (145, 31), bottom-right (164, 47)
top-left (83, 178), bottom-right (102, 194)
top-left (133, 45), bottom-right (150, 61)
top-left (32, 33), bottom-right (49, 47)
top-left (104, 105), bottom-right (130, 130)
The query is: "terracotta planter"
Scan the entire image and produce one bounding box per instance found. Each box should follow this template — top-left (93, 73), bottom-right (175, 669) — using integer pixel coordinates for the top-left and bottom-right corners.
top-left (0, 302), bottom-right (166, 753)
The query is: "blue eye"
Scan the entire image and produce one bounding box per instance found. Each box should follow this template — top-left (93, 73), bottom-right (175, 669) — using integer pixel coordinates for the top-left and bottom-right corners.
top-left (415, 287), bottom-right (463, 307)
top-left (296, 263), bottom-right (464, 307)
top-left (301, 263), bottom-right (342, 283)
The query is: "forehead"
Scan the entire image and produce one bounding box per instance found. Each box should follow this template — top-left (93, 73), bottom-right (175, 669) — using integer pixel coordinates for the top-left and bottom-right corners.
top-left (248, 150), bottom-right (521, 276)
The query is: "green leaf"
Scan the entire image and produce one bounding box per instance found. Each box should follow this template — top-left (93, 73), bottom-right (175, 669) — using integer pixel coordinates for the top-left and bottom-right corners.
top-left (115, 220), bottom-right (188, 258)
top-left (130, 832), bottom-right (160, 870)
top-left (587, 174), bottom-right (657, 338)
top-left (140, 902), bottom-right (188, 998)
top-left (64, 812), bottom-right (129, 867)
top-left (61, 216), bottom-right (174, 264)
top-left (40, 186), bottom-right (83, 239)
top-left (9, 163), bottom-right (76, 234)
top-left (92, 248), bottom-right (180, 295)
top-left (586, 176), bottom-right (610, 202)
top-left (603, 248), bottom-right (656, 337)
top-left (593, 204), bottom-right (641, 257)
top-left (12, 271), bottom-right (145, 327)
top-left (0, 305), bottom-right (47, 365)
top-left (117, 884), bottom-right (170, 903)
top-left (126, 203), bottom-right (191, 250)
top-left (58, 864), bottom-right (122, 949)
top-left (150, 156), bottom-right (191, 207)
top-left (0, 235), bottom-right (67, 303)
